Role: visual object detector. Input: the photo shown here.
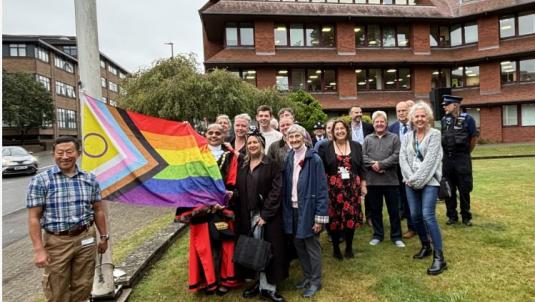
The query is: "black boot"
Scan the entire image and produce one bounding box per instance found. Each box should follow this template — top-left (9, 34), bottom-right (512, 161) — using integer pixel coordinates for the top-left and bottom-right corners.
top-left (331, 231), bottom-right (343, 260)
top-left (344, 229), bottom-right (355, 258)
top-left (427, 250), bottom-right (447, 275)
top-left (413, 241), bottom-right (432, 259)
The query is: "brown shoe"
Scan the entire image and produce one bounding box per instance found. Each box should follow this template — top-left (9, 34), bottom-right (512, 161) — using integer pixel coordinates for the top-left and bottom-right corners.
top-left (403, 231), bottom-right (416, 239)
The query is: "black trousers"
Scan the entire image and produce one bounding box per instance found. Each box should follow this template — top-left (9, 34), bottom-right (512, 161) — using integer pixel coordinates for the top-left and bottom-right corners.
top-left (443, 156), bottom-right (473, 222)
top-left (367, 186), bottom-right (402, 241)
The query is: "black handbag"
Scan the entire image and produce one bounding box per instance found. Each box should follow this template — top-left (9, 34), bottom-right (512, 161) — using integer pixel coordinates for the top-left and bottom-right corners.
top-left (438, 177), bottom-right (452, 200)
top-left (233, 223), bottom-right (272, 272)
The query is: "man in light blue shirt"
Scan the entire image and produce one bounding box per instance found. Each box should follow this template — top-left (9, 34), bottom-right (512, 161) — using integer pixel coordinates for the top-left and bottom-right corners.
top-left (349, 106), bottom-right (373, 145)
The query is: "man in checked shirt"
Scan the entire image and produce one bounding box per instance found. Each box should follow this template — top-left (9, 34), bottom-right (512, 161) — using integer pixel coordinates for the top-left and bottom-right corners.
top-left (27, 136), bottom-right (108, 302)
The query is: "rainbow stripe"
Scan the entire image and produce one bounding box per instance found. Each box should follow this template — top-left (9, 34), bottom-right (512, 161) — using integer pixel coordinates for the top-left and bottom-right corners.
top-left (81, 94), bottom-right (225, 207)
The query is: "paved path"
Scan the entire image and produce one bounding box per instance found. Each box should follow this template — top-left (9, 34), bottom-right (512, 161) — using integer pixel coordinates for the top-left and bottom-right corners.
top-left (2, 202), bottom-right (172, 302)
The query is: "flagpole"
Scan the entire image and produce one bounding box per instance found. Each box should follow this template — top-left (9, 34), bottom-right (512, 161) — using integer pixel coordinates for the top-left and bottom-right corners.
top-left (74, 0), bottom-right (116, 298)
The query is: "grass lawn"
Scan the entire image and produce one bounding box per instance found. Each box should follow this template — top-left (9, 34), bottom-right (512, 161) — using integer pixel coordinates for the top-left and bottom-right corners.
top-left (472, 142), bottom-right (535, 158)
top-left (129, 157), bottom-right (535, 302)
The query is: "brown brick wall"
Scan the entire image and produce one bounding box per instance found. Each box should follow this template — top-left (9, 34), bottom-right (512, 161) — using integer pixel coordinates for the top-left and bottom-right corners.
top-left (255, 20), bottom-right (275, 54)
top-left (3, 58), bottom-right (36, 73)
top-left (338, 67), bottom-right (356, 98)
top-left (413, 66), bottom-right (432, 97)
top-left (412, 23), bottom-right (430, 54)
top-left (503, 126), bottom-right (535, 142)
top-left (478, 15), bottom-right (499, 50)
top-left (479, 106), bottom-right (502, 142)
top-left (203, 28), bottom-right (223, 60)
top-left (256, 67), bottom-right (276, 89)
top-left (35, 60), bottom-right (52, 77)
top-left (337, 22), bottom-right (355, 54)
top-left (479, 62), bottom-right (501, 95)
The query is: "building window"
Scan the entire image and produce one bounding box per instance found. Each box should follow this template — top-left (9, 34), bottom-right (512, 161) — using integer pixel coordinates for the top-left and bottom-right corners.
top-left (501, 58), bottom-right (535, 83)
top-left (500, 12), bottom-right (535, 38)
top-left (451, 66), bottom-right (479, 88)
top-left (63, 46), bottom-right (78, 57)
top-left (108, 65), bottom-right (117, 75)
top-left (100, 59), bottom-right (106, 69)
top-left (275, 24), bottom-right (335, 47)
top-left (225, 23), bottom-right (254, 47)
top-left (119, 72), bottom-right (126, 79)
top-left (57, 108), bottom-right (77, 129)
top-left (355, 24), bottom-right (409, 47)
top-left (35, 47), bottom-right (49, 62)
top-left (9, 44), bottom-right (27, 56)
top-left (276, 68), bottom-right (337, 92)
top-left (502, 105), bottom-right (518, 126)
top-left (521, 103), bottom-right (535, 126)
top-left (35, 74), bottom-right (51, 91)
top-left (54, 57), bottom-right (74, 73)
top-left (55, 81), bottom-right (76, 98)
top-left (101, 77), bottom-right (107, 88)
top-left (356, 68), bottom-right (411, 90)
top-left (465, 108), bottom-right (480, 128)
top-left (430, 23), bottom-right (478, 47)
top-left (431, 68), bottom-right (451, 88)
top-left (108, 81), bottom-right (118, 92)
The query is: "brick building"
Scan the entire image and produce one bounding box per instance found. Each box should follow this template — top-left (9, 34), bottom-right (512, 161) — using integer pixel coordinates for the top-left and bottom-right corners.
top-left (2, 34), bottom-right (128, 148)
top-left (200, 0), bottom-right (535, 143)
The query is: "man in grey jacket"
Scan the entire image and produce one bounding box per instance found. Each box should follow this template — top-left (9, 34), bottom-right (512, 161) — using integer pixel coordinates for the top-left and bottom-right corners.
top-left (362, 111), bottom-right (405, 248)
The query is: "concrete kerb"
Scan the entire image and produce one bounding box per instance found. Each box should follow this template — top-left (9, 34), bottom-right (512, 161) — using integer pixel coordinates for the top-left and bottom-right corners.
top-left (115, 221), bottom-right (187, 301)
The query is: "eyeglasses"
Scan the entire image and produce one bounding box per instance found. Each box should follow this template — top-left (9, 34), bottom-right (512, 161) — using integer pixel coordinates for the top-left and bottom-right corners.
top-left (206, 131), bottom-right (222, 136)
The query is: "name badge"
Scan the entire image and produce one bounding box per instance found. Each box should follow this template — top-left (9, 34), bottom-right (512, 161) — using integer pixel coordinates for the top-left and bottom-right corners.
top-left (338, 167), bottom-right (350, 180)
top-left (81, 237), bottom-right (95, 247)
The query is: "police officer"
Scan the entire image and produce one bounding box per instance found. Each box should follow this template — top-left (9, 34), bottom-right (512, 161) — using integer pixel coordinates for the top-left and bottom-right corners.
top-left (311, 121), bottom-right (326, 147)
top-left (440, 95), bottom-right (477, 226)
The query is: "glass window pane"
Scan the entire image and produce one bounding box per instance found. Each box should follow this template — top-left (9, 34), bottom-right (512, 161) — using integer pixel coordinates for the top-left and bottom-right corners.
top-left (465, 108), bottom-right (480, 128)
top-left (500, 61), bottom-right (517, 82)
top-left (290, 24), bottom-right (304, 46)
top-left (500, 16), bottom-right (516, 38)
top-left (521, 103), bottom-right (535, 126)
top-left (321, 25), bottom-right (335, 47)
top-left (226, 24), bottom-right (238, 46)
top-left (397, 25), bottom-right (410, 47)
top-left (339, 0), bottom-right (354, 3)
top-left (519, 58), bottom-right (535, 81)
top-left (519, 13), bottom-right (535, 36)
top-left (355, 26), bottom-right (366, 47)
top-left (383, 0), bottom-right (393, 4)
top-left (355, 0), bottom-right (366, 3)
top-left (368, 0), bottom-right (380, 3)
top-left (242, 69), bottom-right (256, 85)
top-left (324, 69), bottom-right (336, 91)
top-left (395, 0), bottom-right (408, 4)
top-left (465, 66), bottom-right (480, 86)
top-left (275, 24), bottom-right (288, 46)
top-left (307, 69), bottom-right (322, 92)
top-left (398, 68), bottom-right (411, 89)
top-left (240, 25), bottom-right (254, 46)
top-left (450, 24), bottom-right (462, 46)
top-left (306, 25), bottom-right (320, 47)
top-left (439, 26), bottom-right (450, 47)
top-left (368, 68), bottom-right (382, 90)
top-left (291, 69), bottom-right (306, 90)
top-left (384, 68), bottom-right (397, 89)
top-left (451, 67), bottom-right (464, 88)
top-left (382, 26), bottom-right (396, 47)
top-left (464, 23), bottom-right (478, 44)
top-left (356, 69), bottom-right (367, 89)
top-left (502, 105), bottom-right (518, 126)
top-left (276, 70), bottom-right (289, 91)
top-left (367, 25), bottom-right (381, 47)
top-left (430, 25), bottom-right (439, 47)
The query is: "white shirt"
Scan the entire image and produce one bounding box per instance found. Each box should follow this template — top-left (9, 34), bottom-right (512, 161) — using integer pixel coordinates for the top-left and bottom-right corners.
top-left (261, 128), bottom-right (283, 154)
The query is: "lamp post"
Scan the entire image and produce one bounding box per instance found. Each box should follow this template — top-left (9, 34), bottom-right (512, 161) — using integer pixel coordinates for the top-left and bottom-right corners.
top-left (164, 42), bottom-right (174, 59)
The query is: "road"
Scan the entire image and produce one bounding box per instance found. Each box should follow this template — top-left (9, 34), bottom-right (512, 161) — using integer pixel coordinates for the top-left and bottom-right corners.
top-left (2, 152), bottom-right (173, 302)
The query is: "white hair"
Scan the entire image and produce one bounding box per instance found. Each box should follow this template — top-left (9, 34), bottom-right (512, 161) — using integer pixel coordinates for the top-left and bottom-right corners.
top-left (372, 110), bottom-right (388, 122)
top-left (234, 113), bottom-right (251, 125)
top-left (287, 124), bottom-right (307, 137)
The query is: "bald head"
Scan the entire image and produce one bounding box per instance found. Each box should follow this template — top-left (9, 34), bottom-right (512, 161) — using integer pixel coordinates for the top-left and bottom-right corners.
top-left (405, 99), bottom-right (415, 109)
top-left (396, 101), bottom-right (409, 123)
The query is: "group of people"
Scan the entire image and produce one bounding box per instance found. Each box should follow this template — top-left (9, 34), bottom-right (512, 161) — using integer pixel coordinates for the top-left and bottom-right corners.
top-left (26, 94), bottom-right (476, 302)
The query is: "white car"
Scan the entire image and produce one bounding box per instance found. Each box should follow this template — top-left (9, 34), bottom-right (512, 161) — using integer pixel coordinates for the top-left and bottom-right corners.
top-left (2, 146), bottom-right (39, 176)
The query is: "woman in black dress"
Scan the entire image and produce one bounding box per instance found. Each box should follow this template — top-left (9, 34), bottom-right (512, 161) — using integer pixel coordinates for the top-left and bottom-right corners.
top-left (235, 129), bottom-right (288, 302)
top-left (318, 119), bottom-right (367, 260)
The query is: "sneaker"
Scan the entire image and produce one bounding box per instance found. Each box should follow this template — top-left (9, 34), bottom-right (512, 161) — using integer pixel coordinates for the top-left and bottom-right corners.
top-left (394, 240), bottom-right (406, 248)
top-left (463, 220), bottom-right (473, 227)
top-left (369, 238), bottom-right (381, 246)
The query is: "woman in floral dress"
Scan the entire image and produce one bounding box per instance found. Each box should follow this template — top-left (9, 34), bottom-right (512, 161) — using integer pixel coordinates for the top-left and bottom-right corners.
top-left (318, 119), bottom-right (367, 260)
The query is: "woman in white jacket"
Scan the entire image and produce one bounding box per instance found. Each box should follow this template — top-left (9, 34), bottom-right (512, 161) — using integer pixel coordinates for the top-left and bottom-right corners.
top-left (399, 101), bottom-right (447, 276)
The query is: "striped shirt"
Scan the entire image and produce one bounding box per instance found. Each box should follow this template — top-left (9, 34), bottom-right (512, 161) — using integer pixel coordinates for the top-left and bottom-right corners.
top-left (26, 165), bottom-right (101, 233)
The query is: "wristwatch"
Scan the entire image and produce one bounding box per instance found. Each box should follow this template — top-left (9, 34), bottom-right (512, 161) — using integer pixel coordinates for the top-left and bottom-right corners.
top-left (100, 234), bottom-right (110, 241)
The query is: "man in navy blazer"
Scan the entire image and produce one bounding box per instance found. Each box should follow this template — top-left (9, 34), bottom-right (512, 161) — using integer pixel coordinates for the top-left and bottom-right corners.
top-left (388, 101), bottom-right (416, 239)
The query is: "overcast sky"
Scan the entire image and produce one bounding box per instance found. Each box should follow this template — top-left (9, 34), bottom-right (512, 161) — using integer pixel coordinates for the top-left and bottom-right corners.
top-left (3, 0), bottom-right (208, 73)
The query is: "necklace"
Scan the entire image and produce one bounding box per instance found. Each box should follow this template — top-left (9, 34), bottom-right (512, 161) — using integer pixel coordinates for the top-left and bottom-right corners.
top-left (335, 140), bottom-right (347, 156)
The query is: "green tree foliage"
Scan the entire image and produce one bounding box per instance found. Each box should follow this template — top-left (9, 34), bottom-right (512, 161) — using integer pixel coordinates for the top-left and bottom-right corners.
top-left (286, 90), bottom-right (328, 131)
top-left (118, 55), bottom-right (292, 125)
top-left (2, 70), bottom-right (55, 143)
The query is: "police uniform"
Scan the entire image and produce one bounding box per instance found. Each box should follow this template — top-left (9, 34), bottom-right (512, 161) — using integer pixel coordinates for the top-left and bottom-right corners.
top-left (440, 95), bottom-right (477, 225)
top-left (311, 121), bottom-right (326, 147)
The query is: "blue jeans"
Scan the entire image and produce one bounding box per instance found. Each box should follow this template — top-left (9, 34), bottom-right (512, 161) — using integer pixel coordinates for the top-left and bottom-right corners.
top-left (405, 185), bottom-right (443, 251)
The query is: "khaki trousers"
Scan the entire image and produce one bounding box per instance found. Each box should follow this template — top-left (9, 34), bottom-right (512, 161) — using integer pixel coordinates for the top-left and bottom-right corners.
top-left (42, 226), bottom-right (96, 302)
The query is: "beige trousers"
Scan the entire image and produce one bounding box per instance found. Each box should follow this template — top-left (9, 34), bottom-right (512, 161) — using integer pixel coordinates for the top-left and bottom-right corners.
top-left (42, 226), bottom-right (96, 302)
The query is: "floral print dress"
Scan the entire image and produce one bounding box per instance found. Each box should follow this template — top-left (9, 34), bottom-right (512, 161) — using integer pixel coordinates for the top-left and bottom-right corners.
top-left (327, 154), bottom-right (363, 231)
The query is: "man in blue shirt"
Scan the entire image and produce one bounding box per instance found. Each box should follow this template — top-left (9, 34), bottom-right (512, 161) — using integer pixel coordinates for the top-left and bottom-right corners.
top-left (27, 136), bottom-right (108, 302)
top-left (440, 95), bottom-right (477, 226)
top-left (349, 106), bottom-right (374, 146)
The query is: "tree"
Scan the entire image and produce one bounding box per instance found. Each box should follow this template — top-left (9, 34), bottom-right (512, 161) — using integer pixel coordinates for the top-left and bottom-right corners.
top-left (2, 70), bottom-right (55, 144)
top-left (285, 90), bottom-right (328, 131)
